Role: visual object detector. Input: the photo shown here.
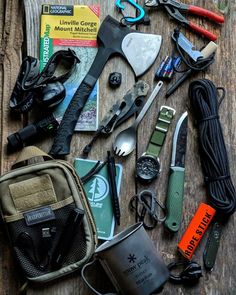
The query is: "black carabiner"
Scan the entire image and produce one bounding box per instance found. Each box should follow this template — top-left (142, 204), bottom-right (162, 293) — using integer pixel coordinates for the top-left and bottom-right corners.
top-left (129, 190), bottom-right (166, 229)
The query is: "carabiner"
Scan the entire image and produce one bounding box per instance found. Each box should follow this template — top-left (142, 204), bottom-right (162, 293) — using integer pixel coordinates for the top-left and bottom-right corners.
top-left (115, 0), bottom-right (145, 24)
top-left (129, 190), bottom-right (166, 230)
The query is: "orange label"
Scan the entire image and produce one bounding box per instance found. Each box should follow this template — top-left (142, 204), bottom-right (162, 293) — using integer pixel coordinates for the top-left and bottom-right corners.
top-left (178, 203), bottom-right (216, 260)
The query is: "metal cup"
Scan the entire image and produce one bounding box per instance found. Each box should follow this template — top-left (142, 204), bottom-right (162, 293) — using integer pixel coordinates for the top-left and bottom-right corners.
top-left (82, 222), bottom-right (169, 295)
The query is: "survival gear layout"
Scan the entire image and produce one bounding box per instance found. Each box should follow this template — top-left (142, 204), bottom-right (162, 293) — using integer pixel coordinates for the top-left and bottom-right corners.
top-left (4, 0), bottom-right (236, 294)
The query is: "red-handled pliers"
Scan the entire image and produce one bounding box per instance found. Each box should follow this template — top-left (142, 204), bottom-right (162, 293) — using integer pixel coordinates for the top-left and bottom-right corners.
top-left (145, 0), bottom-right (224, 41)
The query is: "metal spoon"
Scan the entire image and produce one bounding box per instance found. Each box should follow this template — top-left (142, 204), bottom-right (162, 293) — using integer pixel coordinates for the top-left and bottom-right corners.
top-left (113, 81), bottom-right (163, 156)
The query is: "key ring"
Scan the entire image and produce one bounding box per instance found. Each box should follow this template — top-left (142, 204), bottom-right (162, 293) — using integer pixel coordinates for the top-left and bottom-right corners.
top-left (129, 190), bottom-right (166, 230)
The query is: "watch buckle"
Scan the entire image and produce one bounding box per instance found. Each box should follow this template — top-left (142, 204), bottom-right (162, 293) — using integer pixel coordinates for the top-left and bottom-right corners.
top-left (159, 105), bottom-right (176, 124)
top-left (160, 105), bottom-right (176, 114)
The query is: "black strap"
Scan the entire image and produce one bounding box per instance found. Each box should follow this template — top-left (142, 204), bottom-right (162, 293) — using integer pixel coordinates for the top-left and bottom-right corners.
top-left (9, 56), bottom-right (40, 112)
top-left (37, 49), bottom-right (79, 85)
top-left (10, 49), bottom-right (79, 113)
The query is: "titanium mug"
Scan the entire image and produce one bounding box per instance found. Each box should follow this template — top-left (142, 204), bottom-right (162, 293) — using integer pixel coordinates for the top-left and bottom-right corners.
top-left (81, 222), bottom-right (169, 295)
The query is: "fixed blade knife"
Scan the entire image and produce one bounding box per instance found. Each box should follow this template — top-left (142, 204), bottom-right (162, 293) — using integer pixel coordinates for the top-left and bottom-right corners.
top-left (164, 111), bottom-right (188, 232)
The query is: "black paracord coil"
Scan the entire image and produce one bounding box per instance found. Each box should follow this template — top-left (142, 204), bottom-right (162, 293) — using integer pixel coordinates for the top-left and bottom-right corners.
top-left (189, 79), bottom-right (236, 216)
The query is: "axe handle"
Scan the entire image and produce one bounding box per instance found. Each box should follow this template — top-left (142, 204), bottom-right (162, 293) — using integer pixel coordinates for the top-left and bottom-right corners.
top-left (50, 46), bottom-right (111, 156)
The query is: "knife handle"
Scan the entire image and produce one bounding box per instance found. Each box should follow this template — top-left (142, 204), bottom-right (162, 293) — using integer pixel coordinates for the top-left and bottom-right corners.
top-left (164, 166), bottom-right (185, 233)
top-left (50, 81), bottom-right (95, 156)
top-left (50, 46), bottom-right (111, 156)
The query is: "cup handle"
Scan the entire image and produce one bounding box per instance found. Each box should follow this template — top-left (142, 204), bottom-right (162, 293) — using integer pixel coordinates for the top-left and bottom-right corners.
top-left (81, 259), bottom-right (117, 295)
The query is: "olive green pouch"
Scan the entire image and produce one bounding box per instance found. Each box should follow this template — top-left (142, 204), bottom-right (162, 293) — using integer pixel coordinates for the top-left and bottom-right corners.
top-left (0, 146), bottom-right (97, 283)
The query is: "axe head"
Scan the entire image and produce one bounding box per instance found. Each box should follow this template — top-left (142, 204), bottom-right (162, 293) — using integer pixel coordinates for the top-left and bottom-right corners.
top-left (97, 16), bottom-right (162, 77)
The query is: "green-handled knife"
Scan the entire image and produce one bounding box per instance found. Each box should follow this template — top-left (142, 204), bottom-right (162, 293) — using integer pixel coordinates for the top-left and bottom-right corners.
top-left (164, 111), bottom-right (188, 232)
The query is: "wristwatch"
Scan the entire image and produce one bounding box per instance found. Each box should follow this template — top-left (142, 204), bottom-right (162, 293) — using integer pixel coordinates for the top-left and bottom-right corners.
top-left (136, 106), bottom-right (175, 183)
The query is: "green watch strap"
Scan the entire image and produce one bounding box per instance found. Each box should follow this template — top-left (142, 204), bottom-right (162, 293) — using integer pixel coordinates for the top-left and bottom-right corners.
top-left (146, 106), bottom-right (175, 158)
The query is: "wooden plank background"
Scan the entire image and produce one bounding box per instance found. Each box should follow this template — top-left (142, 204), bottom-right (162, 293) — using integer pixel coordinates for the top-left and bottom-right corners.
top-left (0, 0), bottom-right (235, 294)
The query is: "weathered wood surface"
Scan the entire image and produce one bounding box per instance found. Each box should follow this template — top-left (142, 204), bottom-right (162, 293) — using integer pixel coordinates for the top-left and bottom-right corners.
top-left (0, 0), bottom-right (235, 294)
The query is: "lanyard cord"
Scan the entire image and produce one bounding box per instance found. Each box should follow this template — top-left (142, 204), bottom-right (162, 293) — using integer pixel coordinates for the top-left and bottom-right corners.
top-left (173, 29), bottom-right (215, 73)
top-left (189, 79), bottom-right (236, 216)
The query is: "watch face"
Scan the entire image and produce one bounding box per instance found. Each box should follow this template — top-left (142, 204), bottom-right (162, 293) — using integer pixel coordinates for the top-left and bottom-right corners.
top-left (136, 155), bottom-right (160, 182)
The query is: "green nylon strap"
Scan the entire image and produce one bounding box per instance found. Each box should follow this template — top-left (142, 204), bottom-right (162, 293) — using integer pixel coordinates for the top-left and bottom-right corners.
top-left (146, 106), bottom-right (175, 158)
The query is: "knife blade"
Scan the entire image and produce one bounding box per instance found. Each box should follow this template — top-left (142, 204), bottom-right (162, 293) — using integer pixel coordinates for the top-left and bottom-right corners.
top-left (164, 111), bottom-right (188, 232)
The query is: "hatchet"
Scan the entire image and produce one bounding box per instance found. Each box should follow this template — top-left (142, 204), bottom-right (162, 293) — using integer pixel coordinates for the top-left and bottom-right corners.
top-left (50, 15), bottom-right (162, 156)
